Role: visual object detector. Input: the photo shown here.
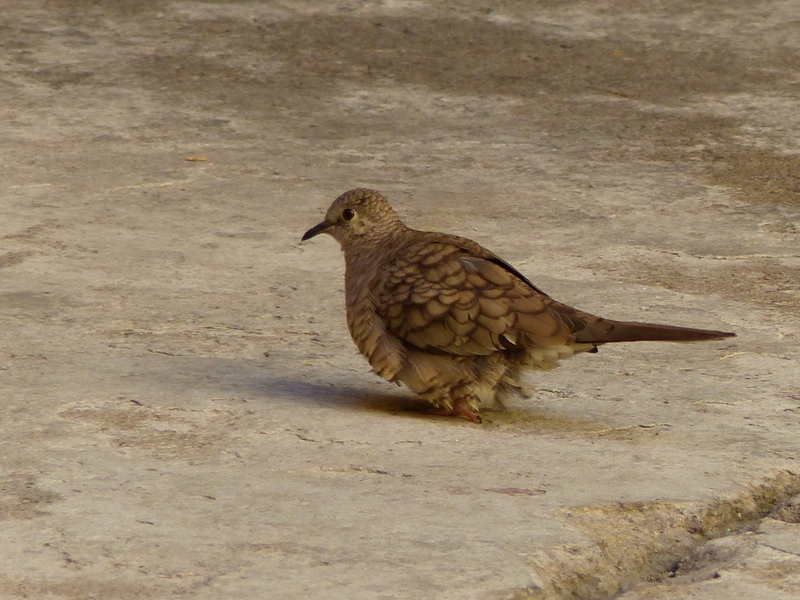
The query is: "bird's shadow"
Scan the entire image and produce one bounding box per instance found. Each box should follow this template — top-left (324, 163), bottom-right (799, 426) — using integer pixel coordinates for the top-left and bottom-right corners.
top-left (243, 372), bottom-right (619, 433)
top-left (244, 373), bottom-right (416, 413)
top-left (166, 358), bottom-right (642, 434)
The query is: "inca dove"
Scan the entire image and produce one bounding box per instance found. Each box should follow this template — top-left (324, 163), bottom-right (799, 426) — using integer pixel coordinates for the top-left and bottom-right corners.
top-left (301, 188), bottom-right (735, 423)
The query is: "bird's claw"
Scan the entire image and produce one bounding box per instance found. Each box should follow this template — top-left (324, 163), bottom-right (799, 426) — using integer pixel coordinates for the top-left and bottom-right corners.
top-left (425, 400), bottom-right (482, 424)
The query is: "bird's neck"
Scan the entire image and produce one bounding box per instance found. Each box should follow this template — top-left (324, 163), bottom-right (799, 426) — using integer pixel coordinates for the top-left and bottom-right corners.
top-left (342, 224), bottom-right (413, 292)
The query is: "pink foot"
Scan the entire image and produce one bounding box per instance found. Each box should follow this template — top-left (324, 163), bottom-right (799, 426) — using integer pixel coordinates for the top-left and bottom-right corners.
top-left (425, 399), bottom-right (482, 424)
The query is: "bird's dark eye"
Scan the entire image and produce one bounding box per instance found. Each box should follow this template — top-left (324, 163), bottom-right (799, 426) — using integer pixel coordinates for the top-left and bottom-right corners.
top-left (342, 208), bottom-right (355, 221)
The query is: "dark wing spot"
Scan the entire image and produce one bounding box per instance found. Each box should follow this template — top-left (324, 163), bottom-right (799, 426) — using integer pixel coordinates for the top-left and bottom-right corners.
top-left (486, 257), bottom-right (547, 295)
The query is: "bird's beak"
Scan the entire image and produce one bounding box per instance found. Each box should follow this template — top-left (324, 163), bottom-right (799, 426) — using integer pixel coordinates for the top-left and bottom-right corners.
top-left (301, 220), bottom-right (330, 242)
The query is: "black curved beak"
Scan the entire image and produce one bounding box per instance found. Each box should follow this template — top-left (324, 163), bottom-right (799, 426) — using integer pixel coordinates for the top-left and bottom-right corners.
top-left (301, 221), bottom-right (330, 242)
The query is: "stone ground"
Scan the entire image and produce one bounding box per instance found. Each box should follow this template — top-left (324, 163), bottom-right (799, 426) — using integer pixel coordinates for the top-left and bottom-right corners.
top-left (1, 1), bottom-right (799, 598)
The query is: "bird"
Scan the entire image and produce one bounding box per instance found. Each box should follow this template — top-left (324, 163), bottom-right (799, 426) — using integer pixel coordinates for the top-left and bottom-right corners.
top-left (301, 188), bottom-right (735, 423)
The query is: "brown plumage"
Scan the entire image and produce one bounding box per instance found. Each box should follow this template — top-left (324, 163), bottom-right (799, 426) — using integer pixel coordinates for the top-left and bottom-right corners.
top-left (301, 188), bottom-right (735, 422)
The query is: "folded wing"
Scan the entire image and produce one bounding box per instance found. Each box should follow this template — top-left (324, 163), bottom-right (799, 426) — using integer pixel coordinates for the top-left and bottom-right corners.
top-left (375, 241), bottom-right (576, 355)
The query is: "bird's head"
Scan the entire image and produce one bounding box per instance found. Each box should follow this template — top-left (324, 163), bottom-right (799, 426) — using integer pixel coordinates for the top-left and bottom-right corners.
top-left (301, 188), bottom-right (403, 248)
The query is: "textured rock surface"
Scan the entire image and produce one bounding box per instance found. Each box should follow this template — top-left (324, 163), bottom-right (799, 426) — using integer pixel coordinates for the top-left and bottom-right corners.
top-left (1, 1), bottom-right (798, 598)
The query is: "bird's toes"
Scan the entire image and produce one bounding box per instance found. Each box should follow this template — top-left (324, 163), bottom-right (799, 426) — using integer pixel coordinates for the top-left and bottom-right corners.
top-left (424, 399), bottom-right (482, 424)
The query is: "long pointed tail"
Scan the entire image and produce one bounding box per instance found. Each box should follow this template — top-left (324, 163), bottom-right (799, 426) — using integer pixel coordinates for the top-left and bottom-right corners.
top-left (577, 319), bottom-right (735, 344)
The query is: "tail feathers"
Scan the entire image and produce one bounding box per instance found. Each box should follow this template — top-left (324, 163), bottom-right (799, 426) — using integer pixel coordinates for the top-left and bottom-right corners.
top-left (577, 319), bottom-right (736, 344)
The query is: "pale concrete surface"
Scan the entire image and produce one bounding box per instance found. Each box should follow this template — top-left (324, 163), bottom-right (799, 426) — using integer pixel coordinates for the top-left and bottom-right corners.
top-left (1, 1), bottom-right (799, 598)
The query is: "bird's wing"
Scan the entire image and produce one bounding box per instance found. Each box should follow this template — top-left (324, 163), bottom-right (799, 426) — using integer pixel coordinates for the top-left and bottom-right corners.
top-left (375, 240), bottom-right (576, 355)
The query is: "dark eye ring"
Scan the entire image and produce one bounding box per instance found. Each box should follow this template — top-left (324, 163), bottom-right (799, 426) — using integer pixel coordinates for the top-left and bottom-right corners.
top-left (342, 208), bottom-right (355, 221)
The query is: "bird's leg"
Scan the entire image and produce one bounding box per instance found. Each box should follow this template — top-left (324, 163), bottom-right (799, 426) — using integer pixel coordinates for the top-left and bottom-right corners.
top-left (426, 399), bottom-right (482, 424)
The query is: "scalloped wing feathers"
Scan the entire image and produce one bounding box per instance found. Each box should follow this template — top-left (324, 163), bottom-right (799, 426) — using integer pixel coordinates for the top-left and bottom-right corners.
top-left (376, 241), bottom-right (575, 357)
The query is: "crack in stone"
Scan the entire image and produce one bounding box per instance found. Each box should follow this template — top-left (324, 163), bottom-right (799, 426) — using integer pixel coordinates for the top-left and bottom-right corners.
top-left (758, 542), bottom-right (800, 558)
top-left (519, 470), bottom-right (800, 600)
